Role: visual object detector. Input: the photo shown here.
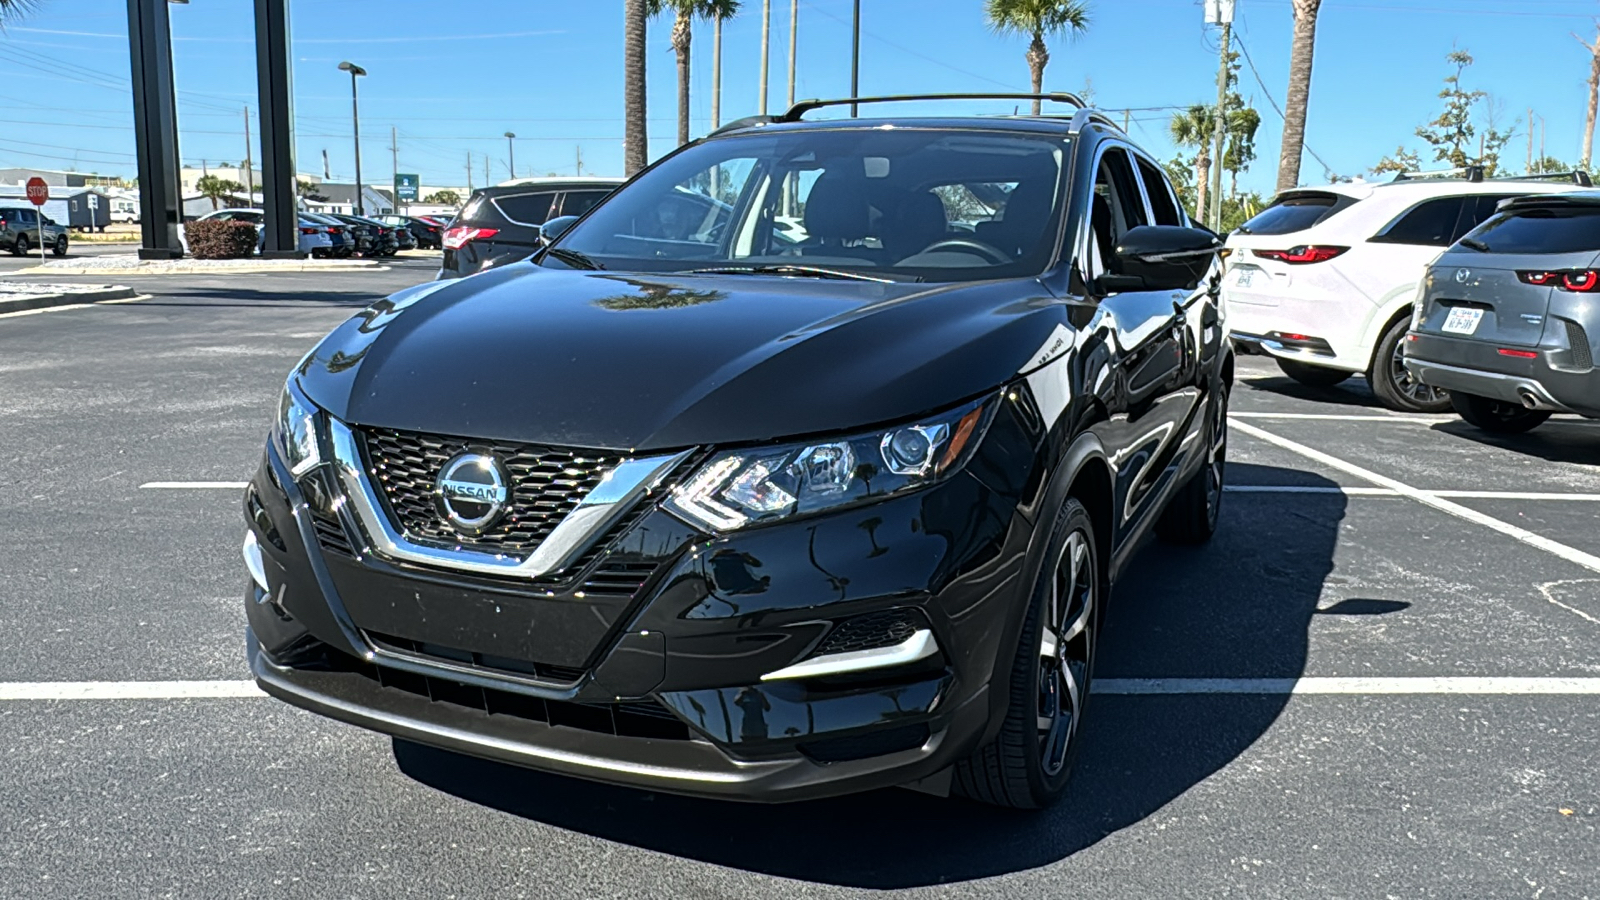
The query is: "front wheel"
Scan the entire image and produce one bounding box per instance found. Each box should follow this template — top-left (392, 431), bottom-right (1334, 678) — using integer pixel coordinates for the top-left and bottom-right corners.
top-left (1276, 358), bottom-right (1351, 387)
top-left (1451, 392), bottom-right (1552, 434)
top-left (954, 498), bottom-right (1098, 809)
top-left (1371, 317), bottom-right (1452, 412)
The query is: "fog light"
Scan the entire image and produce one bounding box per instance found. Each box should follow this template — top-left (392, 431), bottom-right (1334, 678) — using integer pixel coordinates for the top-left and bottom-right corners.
top-left (243, 530), bottom-right (269, 592)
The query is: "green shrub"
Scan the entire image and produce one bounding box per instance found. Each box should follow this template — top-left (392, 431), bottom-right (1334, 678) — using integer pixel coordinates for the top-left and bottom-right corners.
top-left (184, 219), bottom-right (258, 259)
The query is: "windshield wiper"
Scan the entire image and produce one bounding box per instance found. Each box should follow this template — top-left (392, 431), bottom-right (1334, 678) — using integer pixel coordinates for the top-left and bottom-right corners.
top-left (1458, 237), bottom-right (1491, 252)
top-left (545, 247), bottom-right (605, 270)
top-left (687, 264), bottom-right (911, 283)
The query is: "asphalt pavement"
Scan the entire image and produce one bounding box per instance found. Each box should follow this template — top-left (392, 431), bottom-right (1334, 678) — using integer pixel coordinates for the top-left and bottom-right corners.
top-left (0, 263), bottom-right (1596, 898)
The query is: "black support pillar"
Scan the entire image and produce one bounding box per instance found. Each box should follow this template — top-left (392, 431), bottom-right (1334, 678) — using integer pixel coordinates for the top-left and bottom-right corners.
top-left (126, 0), bottom-right (184, 259)
top-left (255, 0), bottom-right (303, 258)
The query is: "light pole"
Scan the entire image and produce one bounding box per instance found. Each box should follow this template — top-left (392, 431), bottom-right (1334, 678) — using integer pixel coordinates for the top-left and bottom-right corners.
top-left (504, 132), bottom-right (516, 180)
top-left (338, 61), bottom-right (367, 214)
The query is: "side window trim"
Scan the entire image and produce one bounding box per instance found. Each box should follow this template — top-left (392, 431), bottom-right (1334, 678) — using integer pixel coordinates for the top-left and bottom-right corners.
top-left (1078, 141), bottom-right (1145, 283)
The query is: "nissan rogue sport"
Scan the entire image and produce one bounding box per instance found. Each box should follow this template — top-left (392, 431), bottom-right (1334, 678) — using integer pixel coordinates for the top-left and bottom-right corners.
top-left (242, 93), bottom-right (1231, 809)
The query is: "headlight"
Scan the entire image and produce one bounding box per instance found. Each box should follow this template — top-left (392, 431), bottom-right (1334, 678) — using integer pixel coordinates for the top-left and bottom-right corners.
top-left (275, 379), bottom-right (321, 476)
top-left (664, 397), bottom-right (993, 532)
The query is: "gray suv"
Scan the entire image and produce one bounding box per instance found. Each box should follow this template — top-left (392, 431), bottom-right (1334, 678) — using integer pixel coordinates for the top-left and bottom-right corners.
top-left (0, 206), bottom-right (69, 256)
top-left (1405, 192), bottom-right (1600, 432)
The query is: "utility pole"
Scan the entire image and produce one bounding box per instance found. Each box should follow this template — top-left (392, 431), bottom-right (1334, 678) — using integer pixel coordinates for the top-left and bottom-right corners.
top-left (850, 0), bottom-right (861, 116)
top-left (466, 151), bottom-right (473, 192)
top-left (759, 0), bottom-right (771, 114)
top-left (1527, 107), bottom-right (1535, 174)
top-left (484, 155), bottom-right (490, 187)
top-left (1123, 108), bottom-right (1131, 132)
top-left (712, 15), bottom-right (723, 128)
top-left (322, 148), bottom-right (330, 180)
top-left (242, 104), bottom-right (255, 199)
top-left (575, 145), bottom-right (583, 176)
top-left (1208, 0), bottom-right (1234, 232)
top-left (787, 0), bottom-right (798, 109)
top-left (390, 125), bottom-right (398, 213)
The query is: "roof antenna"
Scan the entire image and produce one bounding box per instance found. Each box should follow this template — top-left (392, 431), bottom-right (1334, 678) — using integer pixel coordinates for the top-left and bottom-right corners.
top-left (1013, 105), bottom-right (1019, 115)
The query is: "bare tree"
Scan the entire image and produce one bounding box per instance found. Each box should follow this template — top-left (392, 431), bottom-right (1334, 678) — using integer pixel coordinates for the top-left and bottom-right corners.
top-left (1577, 25), bottom-right (1600, 171)
top-left (624, 0), bottom-right (650, 175)
top-left (1276, 0), bottom-right (1322, 194)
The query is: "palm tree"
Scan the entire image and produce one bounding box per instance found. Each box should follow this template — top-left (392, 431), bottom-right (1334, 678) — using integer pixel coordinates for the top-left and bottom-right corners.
top-left (984, 0), bottom-right (1091, 115)
top-left (1275, 0), bottom-right (1322, 193)
top-left (1171, 105), bottom-right (1213, 221)
top-left (650, 0), bottom-right (741, 147)
top-left (195, 175), bottom-right (244, 210)
top-left (0, 0), bottom-right (34, 20)
top-left (623, 0), bottom-right (650, 175)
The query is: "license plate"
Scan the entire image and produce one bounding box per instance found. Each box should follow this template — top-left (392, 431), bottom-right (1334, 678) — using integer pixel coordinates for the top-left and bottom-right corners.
top-left (1442, 307), bottom-right (1485, 335)
top-left (1233, 268), bottom-right (1255, 288)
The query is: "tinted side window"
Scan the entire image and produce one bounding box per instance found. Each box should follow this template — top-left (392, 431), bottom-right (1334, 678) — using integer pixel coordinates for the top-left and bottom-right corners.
top-left (1372, 197), bottom-right (1465, 246)
top-left (1136, 157), bottom-right (1183, 226)
top-left (14, 208), bottom-right (37, 225)
top-left (492, 191), bottom-right (557, 225)
top-left (1452, 194), bottom-right (1517, 242)
top-left (560, 190), bottom-right (611, 218)
top-left (1461, 208), bottom-right (1600, 254)
top-left (1240, 193), bottom-right (1354, 235)
top-left (1086, 148), bottom-right (1147, 276)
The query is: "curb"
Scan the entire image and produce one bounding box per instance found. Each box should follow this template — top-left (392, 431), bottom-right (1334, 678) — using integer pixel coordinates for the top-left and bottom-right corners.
top-left (12, 261), bottom-right (381, 276)
top-left (0, 285), bottom-right (138, 315)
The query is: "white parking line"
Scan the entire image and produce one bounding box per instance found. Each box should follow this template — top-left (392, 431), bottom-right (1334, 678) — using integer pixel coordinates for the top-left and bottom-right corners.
top-left (1231, 412), bottom-right (1450, 423)
top-left (1232, 419), bottom-right (1600, 579)
top-left (4, 678), bottom-right (1600, 700)
top-left (1226, 485), bottom-right (1600, 501)
top-left (140, 481), bottom-right (249, 489)
top-left (0, 294), bottom-right (152, 320)
top-left (1096, 677), bottom-right (1600, 695)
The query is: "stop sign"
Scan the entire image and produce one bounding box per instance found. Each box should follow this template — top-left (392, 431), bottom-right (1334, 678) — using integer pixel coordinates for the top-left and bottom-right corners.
top-left (25, 177), bottom-right (48, 206)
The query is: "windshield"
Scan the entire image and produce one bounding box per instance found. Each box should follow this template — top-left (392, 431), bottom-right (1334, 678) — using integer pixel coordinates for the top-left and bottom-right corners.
top-left (546, 127), bottom-right (1068, 282)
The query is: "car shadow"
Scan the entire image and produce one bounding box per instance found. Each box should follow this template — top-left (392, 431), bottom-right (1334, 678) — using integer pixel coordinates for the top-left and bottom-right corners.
top-left (1429, 419), bottom-right (1600, 465)
top-left (393, 461), bottom-right (1342, 889)
top-left (1238, 366), bottom-right (1385, 410)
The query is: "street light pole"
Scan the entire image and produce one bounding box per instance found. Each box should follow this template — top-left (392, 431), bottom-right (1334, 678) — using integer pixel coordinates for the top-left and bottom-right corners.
top-left (505, 132), bottom-right (516, 180)
top-left (338, 61), bottom-right (366, 215)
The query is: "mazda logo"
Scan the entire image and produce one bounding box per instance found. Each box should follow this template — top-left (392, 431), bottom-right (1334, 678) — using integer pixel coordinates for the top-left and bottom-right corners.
top-left (434, 452), bottom-right (510, 536)
top-left (1455, 268), bottom-right (1471, 284)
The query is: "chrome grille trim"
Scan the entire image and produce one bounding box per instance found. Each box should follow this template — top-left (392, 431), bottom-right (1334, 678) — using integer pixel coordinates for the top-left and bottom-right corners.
top-left (328, 417), bottom-right (690, 579)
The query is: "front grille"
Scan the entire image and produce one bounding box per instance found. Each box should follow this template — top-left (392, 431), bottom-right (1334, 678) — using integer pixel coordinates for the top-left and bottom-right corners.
top-left (813, 608), bottom-right (924, 657)
top-left (360, 426), bottom-right (622, 555)
top-left (367, 631), bottom-right (586, 685)
top-left (1566, 319), bottom-right (1594, 370)
top-left (312, 646), bottom-right (690, 741)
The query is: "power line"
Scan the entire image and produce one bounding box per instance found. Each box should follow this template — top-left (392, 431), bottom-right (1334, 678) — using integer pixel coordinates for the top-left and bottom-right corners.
top-left (1231, 35), bottom-right (1338, 179)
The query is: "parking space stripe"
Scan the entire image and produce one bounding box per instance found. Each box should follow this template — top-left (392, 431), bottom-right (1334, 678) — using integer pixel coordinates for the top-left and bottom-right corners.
top-left (1226, 485), bottom-right (1600, 501)
top-left (1232, 419), bottom-right (1600, 579)
top-left (140, 481), bottom-right (249, 489)
top-left (1231, 412), bottom-right (1450, 423)
top-left (5, 678), bottom-right (1600, 700)
top-left (0, 681), bottom-right (265, 700)
top-left (1096, 677), bottom-right (1600, 695)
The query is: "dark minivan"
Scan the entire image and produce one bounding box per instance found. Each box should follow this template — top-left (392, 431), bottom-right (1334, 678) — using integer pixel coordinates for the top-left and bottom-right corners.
top-left (440, 178), bottom-right (622, 278)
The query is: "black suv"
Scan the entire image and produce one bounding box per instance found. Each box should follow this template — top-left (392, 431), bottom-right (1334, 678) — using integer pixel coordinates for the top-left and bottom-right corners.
top-left (244, 94), bottom-right (1231, 809)
top-left (440, 178), bottom-right (621, 278)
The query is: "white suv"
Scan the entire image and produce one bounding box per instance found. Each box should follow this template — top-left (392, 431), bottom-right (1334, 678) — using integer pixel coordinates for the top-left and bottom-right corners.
top-left (1224, 172), bottom-right (1587, 411)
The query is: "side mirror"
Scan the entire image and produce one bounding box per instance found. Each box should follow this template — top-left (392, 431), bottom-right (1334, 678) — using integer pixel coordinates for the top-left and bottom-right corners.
top-left (539, 215), bottom-right (579, 245)
top-left (1105, 225), bottom-right (1223, 293)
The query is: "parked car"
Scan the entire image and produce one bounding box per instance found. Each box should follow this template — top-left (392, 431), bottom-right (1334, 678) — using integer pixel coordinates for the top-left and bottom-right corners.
top-left (329, 214), bottom-right (398, 257)
top-left (1405, 191), bottom-right (1600, 432)
top-left (378, 214), bottom-right (443, 250)
top-left (243, 93), bottom-right (1230, 810)
top-left (193, 208), bottom-right (332, 257)
top-left (1224, 170), bottom-right (1590, 411)
top-left (0, 205), bottom-right (70, 256)
top-left (300, 213), bottom-right (353, 258)
top-left (440, 177), bottom-right (623, 278)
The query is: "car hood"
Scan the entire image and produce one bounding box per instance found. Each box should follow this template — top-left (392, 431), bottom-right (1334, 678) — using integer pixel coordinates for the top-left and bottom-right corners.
top-left (296, 264), bottom-right (1064, 451)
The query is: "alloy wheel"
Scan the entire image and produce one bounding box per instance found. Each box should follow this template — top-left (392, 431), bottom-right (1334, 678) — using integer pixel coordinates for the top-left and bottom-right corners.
top-left (1038, 528), bottom-right (1095, 777)
top-left (1390, 341), bottom-right (1447, 405)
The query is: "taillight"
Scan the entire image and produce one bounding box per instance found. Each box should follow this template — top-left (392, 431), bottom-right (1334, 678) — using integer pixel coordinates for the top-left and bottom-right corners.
top-left (443, 225), bottom-right (498, 250)
top-left (1516, 270), bottom-right (1600, 292)
top-left (1252, 246), bottom-right (1349, 264)
top-left (1497, 348), bottom-right (1539, 359)
top-left (327, 227), bottom-right (343, 235)
top-left (299, 227), bottom-right (318, 235)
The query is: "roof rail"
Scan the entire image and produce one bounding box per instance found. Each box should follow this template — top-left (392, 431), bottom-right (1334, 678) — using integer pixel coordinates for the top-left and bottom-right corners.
top-left (1391, 165), bottom-right (1485, 183)
top-left (1067, 108), bottom-right (1125, 136)
top-left (706, 114), bottom-right (780, 137)
top-left (1493, 170), bottom-right (1594, 187)
top-left (780, 92), bottom-right (1088, 122)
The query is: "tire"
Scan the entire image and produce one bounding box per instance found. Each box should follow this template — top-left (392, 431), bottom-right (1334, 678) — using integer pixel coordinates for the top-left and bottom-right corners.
top-left (1157, 381), bottom-right (1228, 544)
top-left (1370, 316), bottom-right (1452, 412)
top-left (954, 497), bottom-right (1099, 809)
top-left (1451, 392), bottom-right (1552, 434)
top-left (1276, 358), bottom-right (1351, 387)
top-left (53, 235), bottom-right (68, 257)
top-left (13, 233), bottom-right (28, 255)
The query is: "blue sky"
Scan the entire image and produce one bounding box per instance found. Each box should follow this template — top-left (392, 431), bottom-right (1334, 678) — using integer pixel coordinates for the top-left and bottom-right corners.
top-left (2, 0), bottom-right (1599, 194)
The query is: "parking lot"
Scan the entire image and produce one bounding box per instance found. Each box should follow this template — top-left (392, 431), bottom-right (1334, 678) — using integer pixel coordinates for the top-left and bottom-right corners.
top-left (1, 265), bottom-right (1596, 898)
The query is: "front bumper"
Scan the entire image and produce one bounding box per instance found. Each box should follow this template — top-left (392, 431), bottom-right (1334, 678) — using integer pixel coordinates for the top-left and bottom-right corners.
top-left (1405, 331), bottom-right (1599, 417)
top-left (243, 396), bottom-right (1043, 801)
